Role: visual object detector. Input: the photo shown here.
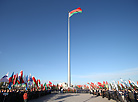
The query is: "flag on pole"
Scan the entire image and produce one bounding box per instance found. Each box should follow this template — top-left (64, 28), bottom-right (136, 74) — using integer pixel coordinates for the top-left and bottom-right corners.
top-left (32, 76), bottom-right (38, 87)
top-left (109, 84), bottom-right (112, 91)
top-left (23, 75), bottom-right (28, 90)
top-left (128, 80), bottom-right (137, 90)
top-left (19, 70), bottom-right (24, 84)
top-left (9, 72), bottom-right (14, 83)
top-left (120, 83), bottom-right (125, 89)
top-left (48, 81), bottom-right (52, 86)
top-left (106, 81), bottom-right (109, 88)
top-left (0, 73), bottom-right (9, 82)
top-left (28, 74), bottom-right (33, 83)
top-left (13, 73), bottom-right (19, 85)
top-left (113, 81), bottom-right (118, 91)
top-left (41, 84), bottom-right (43, 90)
top-left (120, 78), bottom-right (129, 88)
top-left (44, 83), bottom-right (48, 90)
top-left (37, 79), bottom-right (41, 86)
top-left (8, 72), bottom-right (14, 89)
top-left (69, 7), bottom-right (82, 17)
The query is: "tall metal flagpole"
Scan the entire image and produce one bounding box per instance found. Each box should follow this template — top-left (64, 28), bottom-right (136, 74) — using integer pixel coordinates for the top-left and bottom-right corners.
top-left (68, 12), bottom-right (71, 87)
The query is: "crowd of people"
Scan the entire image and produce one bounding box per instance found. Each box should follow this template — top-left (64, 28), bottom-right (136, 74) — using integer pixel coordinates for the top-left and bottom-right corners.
top-left (0, 88), bottom-right (51, 102)
top-left (0, 71), bottom-right (138, 102)
top-left (0, 86), bottom-right (138, 102)
top-left (90, 88), bottom-right (138, 102)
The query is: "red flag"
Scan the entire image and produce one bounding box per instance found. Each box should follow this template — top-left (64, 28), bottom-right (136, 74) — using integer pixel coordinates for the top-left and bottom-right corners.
top-left (19, 70), bottom-right (24, 83)
top-left (9, 72), bottom-right (14, 83)
top-left (77, 85), bottom-right (81, 88)
top-left (98, 82), bottom-right (102, 85)
top-left (37, 79), bottom-right (41, 85)
top-left (128, 80), bottom-right (131, 84)
top-left (17, 80), bottom-right (20, 84)
top-left (69, 7), bottom-right (82, 17)
top-left (49, 81), bottom-right (52, 84)
top-left (101, 85), bottom-right (104, 87)
top-left (118, 81), bottom-right (119, 85)
top-left (120, 83), bottom-right (124, 89)
top-left (49, 84), bottom-right (52, 87)
top-left (41, 84), bottom-right (43, 89)
top-left (32, 76), bottom-right (38, 87)
top-left (13, 73), bottom-right (18, 85)
top-left (91, 82), bottom-right (94, 85)
top-left (103, 81), bottom-right (105, 85)
top-left (106, 81), bottom-right (108, 85)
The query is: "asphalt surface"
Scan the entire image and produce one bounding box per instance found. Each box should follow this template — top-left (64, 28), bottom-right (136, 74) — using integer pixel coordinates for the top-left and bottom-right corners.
top-left (29, 93), bottom-right (116, 102)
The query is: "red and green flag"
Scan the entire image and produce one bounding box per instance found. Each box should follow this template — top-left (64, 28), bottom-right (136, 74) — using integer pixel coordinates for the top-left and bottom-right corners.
top-left (106, 81), bottom-right (109, 88)
top-left (37, 79), bottom-right (41, 86)
top-left (13, 73), bottom-right (19, 85)
top-left (44, 83), bottom-right (48, 90)
top-left (69, 7), bottom-right (82, 17)
top-left (32, 76), bottom-right (38, 88)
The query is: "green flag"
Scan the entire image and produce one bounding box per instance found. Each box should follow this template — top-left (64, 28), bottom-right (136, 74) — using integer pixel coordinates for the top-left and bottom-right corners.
top-left (44, 83), bottom-right (47, 90)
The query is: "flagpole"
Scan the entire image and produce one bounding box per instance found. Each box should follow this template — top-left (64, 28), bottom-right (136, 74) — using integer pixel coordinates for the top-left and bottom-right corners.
top-left (68, 12), bottom-right (71, 87)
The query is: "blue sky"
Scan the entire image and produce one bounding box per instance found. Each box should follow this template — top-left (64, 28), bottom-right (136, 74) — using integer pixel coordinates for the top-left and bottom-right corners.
top-left (0, 0), bottom-right (138, 85)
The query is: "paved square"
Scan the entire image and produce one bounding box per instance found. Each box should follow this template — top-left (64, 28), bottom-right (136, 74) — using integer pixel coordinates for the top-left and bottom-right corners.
top-left (29, 93), bottom-right (116, 102)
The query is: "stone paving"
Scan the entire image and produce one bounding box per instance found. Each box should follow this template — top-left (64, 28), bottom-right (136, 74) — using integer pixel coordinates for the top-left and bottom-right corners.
top-left (29, 93), bottom-right (116, 102)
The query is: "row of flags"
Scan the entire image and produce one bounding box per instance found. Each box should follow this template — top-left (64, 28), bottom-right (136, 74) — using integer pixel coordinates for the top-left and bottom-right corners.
top-left (0, 70), bottom-right (53, 90)
top-left (1, 71), bottom-right (137, 91)
top-left (87, 78), bottom-right (138, 91)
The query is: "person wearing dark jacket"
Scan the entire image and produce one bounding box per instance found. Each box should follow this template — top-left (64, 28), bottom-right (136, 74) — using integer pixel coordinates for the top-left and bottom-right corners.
top-left (128, 89), bottom-right (135, 102)
top-left (134, 89), bottom-right (138, 102)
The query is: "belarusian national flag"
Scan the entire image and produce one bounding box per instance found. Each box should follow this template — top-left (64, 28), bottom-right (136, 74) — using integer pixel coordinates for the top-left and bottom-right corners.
top-left (37, 79), bottom-right (40, 86)
top-left (13, 73), bottom-right (18, 85)
top-left (49, 81), bottom-right (52, 85)
top-left (41, 84), bottom-right (43, 89)
top-left (69, 7), bottom-right (82, 17)
top-left (44, 83), bottom-right (48, 90)
top-left (32, 76), bottom-right (38, 87)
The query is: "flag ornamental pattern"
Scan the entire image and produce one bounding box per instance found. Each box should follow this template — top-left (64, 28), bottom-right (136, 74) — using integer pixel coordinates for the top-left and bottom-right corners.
top-left (69, 7), bottom-right (82, 17)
